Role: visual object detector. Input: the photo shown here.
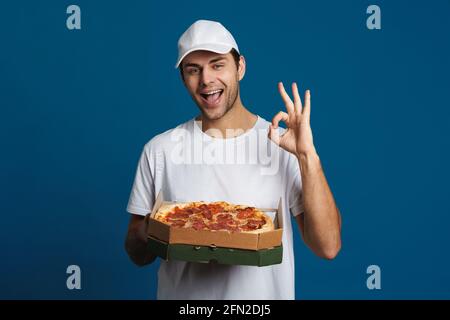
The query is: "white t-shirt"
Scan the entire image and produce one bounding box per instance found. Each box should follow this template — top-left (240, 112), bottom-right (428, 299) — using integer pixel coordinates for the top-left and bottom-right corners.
top-left (127, 115), bottom-right (304, 300)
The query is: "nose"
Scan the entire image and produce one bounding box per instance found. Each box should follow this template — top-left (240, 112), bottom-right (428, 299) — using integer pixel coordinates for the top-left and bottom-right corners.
top-left (200, 67), bottom-right (215, 86)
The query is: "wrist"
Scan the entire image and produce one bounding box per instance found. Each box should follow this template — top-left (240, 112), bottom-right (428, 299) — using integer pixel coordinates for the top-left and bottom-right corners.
top-left (296, 149), bottom-right (319, 162)
top-left (296, 150), bottom-right (321, 172)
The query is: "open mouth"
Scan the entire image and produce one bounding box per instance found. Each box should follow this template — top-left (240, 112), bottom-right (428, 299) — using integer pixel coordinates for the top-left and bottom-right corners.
top-left (199, 89), bottom-right (224, 106)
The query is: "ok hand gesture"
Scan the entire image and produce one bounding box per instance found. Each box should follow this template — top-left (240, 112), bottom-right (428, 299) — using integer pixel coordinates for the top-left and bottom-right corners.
top-left (268, 82), bottom-right (317, 158)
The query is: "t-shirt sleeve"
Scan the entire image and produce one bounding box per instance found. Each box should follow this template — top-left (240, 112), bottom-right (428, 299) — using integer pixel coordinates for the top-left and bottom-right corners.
top-left (288, 155), bottom-right (304, 217)
top-left (126, 146), bottom-right (155, 216)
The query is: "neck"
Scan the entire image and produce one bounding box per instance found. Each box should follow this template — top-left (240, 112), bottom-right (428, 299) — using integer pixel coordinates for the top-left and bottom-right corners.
top-left (197, 96), bottom-right (258, 138)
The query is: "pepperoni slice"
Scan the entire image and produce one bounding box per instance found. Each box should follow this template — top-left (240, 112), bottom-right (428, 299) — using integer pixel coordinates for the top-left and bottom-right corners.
top-left (170, 220), bottom-right (186, 228)
top-left (168, 212), bottom-right (191, 219)
top-left (191, 206), bottom-right (202, 214)
top-left (216, 213), bottom-right (233, 222)
top-left (208, 223), bottom-right (221, 230)
top-left (191, 219), bottom-right (207, 230)
top-left (207, 221), bottom-right (240, 232)
top-left (237, 207), bottom-right (256, 219)
top-left (242, 218), bottom-right (265, 230)
top-left (207, 203), bottom-right (224, 214)
top-left (208, 222), bottom-right (227, 231)
top-left (201, 210), bottom-right (213, 220)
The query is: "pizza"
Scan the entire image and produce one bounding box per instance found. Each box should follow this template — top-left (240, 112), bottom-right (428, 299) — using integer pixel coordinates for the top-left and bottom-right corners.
top-left (154, 201), bottom-right (274, 234)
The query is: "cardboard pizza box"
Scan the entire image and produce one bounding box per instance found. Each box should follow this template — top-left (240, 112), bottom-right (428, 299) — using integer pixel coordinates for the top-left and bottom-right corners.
top-left (146, 190), bottom-right (283, 251)
top-left (148, 236), bottom-right (283, 267)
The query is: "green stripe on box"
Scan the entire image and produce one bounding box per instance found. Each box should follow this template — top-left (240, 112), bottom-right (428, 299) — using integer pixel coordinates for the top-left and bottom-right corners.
top-left (148, 237), bottom-right (282, 267)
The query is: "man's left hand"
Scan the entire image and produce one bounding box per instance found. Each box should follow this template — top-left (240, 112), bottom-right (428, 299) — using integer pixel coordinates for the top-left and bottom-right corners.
top-left (268, 82), bottom-right (317, 158)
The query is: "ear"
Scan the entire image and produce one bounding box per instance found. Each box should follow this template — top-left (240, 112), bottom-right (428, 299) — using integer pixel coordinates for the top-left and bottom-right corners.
top-left (238, 55), bottom-right (246, 81)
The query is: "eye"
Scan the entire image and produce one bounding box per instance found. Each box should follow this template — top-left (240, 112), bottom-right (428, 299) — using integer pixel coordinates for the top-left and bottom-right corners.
top-left (187, 67), bottom-right (199, 75)
top-left (213, 64), bottom-right (224, 70)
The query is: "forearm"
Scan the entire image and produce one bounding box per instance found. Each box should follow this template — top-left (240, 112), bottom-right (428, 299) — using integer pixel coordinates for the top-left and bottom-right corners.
top-left (297, 151), bottom-right (341, 259)
top-left (125, 221), bottom-right (156, 266)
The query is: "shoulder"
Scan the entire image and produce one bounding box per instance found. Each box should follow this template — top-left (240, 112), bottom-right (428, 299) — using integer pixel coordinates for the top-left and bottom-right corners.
top-left (142, 119), bottom-right (194, 154)
top-left (254, 115), bottom-right (271, 131)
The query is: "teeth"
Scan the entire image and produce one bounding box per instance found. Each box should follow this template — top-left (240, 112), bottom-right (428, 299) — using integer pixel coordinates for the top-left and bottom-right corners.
top-left (204, 90), bottom-right (222, 95)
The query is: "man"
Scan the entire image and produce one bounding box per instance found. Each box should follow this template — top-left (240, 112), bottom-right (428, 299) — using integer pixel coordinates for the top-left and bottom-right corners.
top-left (125, 20), bottom-right (341, 299)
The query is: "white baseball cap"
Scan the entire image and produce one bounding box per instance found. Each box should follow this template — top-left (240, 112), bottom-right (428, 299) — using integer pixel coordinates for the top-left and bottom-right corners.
top-left (175, 20), bottom-right (240, 68)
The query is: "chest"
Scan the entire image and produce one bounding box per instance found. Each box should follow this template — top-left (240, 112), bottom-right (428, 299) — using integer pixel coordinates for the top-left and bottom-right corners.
top-left (159, 162), bottom-right (283, 209)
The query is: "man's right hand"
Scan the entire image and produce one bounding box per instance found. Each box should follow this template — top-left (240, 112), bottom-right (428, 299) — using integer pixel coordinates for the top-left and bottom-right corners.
top-left (125, 214), bottom-right (157, 266)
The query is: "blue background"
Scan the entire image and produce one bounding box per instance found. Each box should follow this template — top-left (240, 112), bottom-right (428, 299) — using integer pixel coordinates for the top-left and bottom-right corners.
top-left (1, 0), bottom-right (449, 299)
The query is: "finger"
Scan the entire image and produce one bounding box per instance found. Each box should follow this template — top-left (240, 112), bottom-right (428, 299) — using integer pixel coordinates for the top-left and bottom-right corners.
top-left (278, 82), bottom-right (295, 117)
top-left (292, 82), bottom-right (302, 115)
top-left (303, 89), bottom-right (311, 122)
top-left (268, 124), bottom-right (280, 145)
top-left (271, 111), bottom-right (289, 129)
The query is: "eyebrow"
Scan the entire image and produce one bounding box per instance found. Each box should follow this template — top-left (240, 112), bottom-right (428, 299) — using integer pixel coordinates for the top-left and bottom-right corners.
top-left (209, 57), bottom-right (227, 64)
top-left (183, 56), bottom-right (228, 69)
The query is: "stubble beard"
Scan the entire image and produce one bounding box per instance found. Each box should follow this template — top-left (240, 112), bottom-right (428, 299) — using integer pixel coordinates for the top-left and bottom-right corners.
top-left (198, 81), bottom-right (239, 121)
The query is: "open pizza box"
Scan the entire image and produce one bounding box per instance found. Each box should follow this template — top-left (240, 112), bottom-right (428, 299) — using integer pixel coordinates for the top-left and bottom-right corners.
top-left (146, 190), bottom-right (284, 251)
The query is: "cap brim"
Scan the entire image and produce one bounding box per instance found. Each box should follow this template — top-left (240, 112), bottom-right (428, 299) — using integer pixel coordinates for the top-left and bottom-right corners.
top-left (175, 43), bottom-right (234, 68)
